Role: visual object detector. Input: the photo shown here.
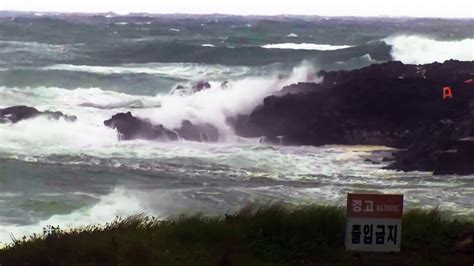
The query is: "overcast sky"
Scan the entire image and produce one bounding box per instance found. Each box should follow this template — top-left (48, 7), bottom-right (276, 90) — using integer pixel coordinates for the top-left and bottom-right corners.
top-left (1, 0), bottom-right (473, 18)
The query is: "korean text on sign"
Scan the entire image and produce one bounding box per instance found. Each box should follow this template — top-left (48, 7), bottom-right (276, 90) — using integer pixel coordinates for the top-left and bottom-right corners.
top-left (345, 193), bottom-right (403, 252)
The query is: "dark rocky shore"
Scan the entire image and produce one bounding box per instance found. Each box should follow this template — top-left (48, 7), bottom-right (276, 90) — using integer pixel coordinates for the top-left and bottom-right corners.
top-left (3, 61), bottom-right (473, 175)
top-left (232, 60), bottom-right (474, 175)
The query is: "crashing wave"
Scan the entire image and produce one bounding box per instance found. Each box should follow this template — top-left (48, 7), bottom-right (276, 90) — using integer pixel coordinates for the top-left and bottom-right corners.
top-left (0, 62), bottom-right (321, 151)
top-left (384, 35), bottom-right (474, 64)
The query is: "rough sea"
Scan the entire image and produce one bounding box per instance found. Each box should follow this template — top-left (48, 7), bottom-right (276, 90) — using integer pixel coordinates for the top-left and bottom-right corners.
top-left (1, 13), bottom-right (473, 243)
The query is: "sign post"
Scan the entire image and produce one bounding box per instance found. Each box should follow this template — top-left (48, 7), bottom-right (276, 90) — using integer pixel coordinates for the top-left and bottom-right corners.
top-left (345, 193), bottom-right (403, 252)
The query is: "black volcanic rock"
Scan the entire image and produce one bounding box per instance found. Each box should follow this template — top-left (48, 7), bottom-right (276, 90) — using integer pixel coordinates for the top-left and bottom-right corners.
top-left (433, 138), bottom-right (474, 175)
top-left (232, 60), bottom-right (474, 174)
top-left (104, 112), bottom-right (179, 141)
top-left (104, 112), bottom-right (219, 142)
top-left (175, 120), bottom-right (219, 142)
top-left (0, 106), bottom-right (77, 123)
top-left (273, 82), bottom-right (325, 96)
top-left (385, 117), bottom-right (474, 172)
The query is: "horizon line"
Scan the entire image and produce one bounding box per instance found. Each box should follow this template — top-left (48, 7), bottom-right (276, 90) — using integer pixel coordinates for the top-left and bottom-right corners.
top-left (1, 10), bottom-right (473, 20)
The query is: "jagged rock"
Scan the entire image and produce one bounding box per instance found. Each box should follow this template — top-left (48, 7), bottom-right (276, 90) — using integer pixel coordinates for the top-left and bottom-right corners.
top-left (193, 80), bottom-right (211, 92)
top-left (433, 138), bottom-right (474, 175)
top-left (231, 60), bottom-right (474, 173)
top-left (0, 106), bottom-right (77, 123)
top-left (104, 112), bottom-right (219, 142)
top-left (170, 80), bottom-right (212, 96)
top-left (103, 112), bottom-right (179, 141)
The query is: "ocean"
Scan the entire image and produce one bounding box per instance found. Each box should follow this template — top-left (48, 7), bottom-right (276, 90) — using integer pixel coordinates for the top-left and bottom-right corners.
top-left (0, 13), bottom-right (473, 243)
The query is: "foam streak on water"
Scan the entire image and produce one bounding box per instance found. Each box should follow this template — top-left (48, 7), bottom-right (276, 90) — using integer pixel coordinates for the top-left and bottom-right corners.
top-left (0, 143), bottom-right (473, 244)
top-left (262, 43), bottom-right (353, 51)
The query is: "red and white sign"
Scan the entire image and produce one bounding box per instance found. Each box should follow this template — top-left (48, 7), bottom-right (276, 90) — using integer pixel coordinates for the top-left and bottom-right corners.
top-left (345, 193), bottom-right (403, 252)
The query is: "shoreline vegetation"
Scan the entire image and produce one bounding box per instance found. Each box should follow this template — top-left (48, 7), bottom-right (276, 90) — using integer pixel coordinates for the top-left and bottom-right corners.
top-left (1, 205), bottom-right (473, 265)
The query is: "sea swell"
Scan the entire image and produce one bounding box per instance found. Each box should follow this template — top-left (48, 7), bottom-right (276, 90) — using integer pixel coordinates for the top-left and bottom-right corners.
top-left (81, 41), bottom-right (392, 67)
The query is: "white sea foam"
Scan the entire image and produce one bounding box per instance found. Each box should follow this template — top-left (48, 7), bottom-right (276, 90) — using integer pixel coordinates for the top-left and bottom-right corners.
top-left (0, 62), bottom-right (320, 155)
top-left (262, 43), bottom-right (353, 51)
top-left (42, 63), bottom-right (252, 80)
top-left (384, 35), bottom-right (474, 64)
top-left (0, 86), bottom-right (146, 154)
top-left (0, 188), bottom-right (146, 244)
top-left (0, 145), bottom-right (398, 245)
top-left (3, 143), bottom-right (472, 246)
top-left (137, 62), bottom-right (321, 139)
top-left (0, 116), bottom-right (118, 153)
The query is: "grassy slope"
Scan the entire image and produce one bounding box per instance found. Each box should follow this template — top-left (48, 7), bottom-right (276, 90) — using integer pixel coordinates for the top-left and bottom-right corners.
top-left (0, 205), bottom-right (473, 266)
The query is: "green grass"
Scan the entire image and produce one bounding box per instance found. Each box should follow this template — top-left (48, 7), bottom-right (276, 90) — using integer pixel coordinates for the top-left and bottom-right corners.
top-left (0, 205), bottom-right (473, 266)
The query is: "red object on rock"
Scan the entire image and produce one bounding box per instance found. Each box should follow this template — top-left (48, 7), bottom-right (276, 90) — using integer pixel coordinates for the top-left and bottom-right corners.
top-left (443, 87), bottom-right (453, 99)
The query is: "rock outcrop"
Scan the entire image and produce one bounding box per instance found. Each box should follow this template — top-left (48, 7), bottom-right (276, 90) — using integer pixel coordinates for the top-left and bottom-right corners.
top-left (231, 60), bottom-right (474, 174)
top-left (0, 106), bottom-right (77, 123)
top-left (104, 112), bottom-right (179, 141)
top-left (104, 112), bottom-right (219, 142)
top-left (433, 138), bottom-right (474, 175)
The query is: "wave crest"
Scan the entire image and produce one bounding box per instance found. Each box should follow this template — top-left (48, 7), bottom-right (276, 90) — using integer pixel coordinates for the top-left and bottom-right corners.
top-left (384, 35), bottom-right (474, 64)
top-left (262, 43), bottom-right (353, 51)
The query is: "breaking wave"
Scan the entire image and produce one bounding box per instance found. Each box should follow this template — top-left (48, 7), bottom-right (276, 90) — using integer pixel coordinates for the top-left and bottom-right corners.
top-left (0, 62), bottom-right (320, 154)
top-left (384, 35), bottom-right (474, 64)
top-left (262, 43), bottom-right (353, 51)
top-left (0, 188), bottom-right (145, 244)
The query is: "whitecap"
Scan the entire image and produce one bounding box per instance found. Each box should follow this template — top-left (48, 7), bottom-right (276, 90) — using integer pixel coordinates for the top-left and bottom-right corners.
top-left (42, 63), bottom-right (251, 80)
top-left (384, 35), bottom-right (474, 64)
top-left (262, 43), bottom-right (352, 51)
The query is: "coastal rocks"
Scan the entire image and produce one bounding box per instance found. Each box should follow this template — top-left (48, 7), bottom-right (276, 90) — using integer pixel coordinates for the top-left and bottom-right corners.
top-left (385, 118), bottom-right (474, 172)
top-left (104, 112), bottom-right (179, 141)
top-left (273, 82), bottom-right (324, 97)
top-left (175, 120), bottom-right (219, 142)
top-left (0, 106), bottom-right (39, 123)
top-left (231, 60), bottom-right (474, 174)
top-left (170, 80), bottom-right (213, 96)
top-left (193, 80), bottom-right (211, 92)
top-left (104, 112), bottom-right (219, 142)
top-left (433, 138), bottom-right (474, 175)
top-left (0, 106), bottom-right (77, 123)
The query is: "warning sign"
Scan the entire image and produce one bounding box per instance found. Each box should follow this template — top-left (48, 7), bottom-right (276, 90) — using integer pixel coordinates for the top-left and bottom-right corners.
top-left (345, 193), bottom-right (403, 252)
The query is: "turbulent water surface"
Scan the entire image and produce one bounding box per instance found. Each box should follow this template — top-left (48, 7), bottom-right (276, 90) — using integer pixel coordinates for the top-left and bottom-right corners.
top-left (0, 13), bottom-right (473, 243)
